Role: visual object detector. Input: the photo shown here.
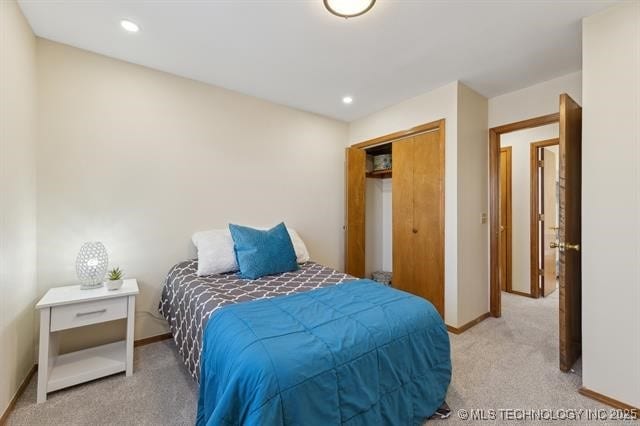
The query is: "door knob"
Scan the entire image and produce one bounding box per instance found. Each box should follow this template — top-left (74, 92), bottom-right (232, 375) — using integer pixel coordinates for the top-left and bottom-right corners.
top-left (412, 229), bottom-right (418, 234)
top-left (550, 241), bottom-right (580, 252)
top-left (565, 243), bottom-right (580, 251)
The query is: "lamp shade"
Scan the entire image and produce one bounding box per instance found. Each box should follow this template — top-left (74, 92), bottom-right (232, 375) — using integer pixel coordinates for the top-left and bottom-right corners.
top-left (324, 0), bottom-right (376, 18)
top-left (76, 242), bottom-right (109, 290)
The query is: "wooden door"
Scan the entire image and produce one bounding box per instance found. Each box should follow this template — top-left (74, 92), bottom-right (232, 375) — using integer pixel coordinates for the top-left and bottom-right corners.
top-left (392, 132), bottom-right (445, 318)
top-left (345, 147), bottom-right (366, 277)
top-left (392, 137), bottom-right (415, 293)
top-left (558, 93), bottom-right (582, 372)
top-left (413, 131), bottom-right (445, 317)
top-left (499, 147), bottom-right (512, 292)
top-left (542, 148), bottom-right (558, 297)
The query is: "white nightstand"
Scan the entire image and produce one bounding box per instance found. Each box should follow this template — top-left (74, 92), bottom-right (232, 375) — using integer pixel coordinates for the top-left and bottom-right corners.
top-left (35, 279), bottom-right (139, 403)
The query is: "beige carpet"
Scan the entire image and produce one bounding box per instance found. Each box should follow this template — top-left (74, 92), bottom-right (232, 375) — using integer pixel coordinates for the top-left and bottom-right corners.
top-left (7, 291), bottom-right (616, 425)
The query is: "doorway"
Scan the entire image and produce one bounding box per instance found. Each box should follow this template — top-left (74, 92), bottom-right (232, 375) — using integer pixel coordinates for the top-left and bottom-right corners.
top-left (499, 126), bottom-right (558, 298)
top-left (531, 139), bottom-right (560, 298)
top-left (489, 93), bottom-right (582, 372)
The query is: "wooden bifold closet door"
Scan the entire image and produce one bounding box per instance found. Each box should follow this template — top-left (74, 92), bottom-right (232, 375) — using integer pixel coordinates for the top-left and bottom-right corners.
top-left (345, 147), bottom-right (366, 278)
top-left (392, 131), bottom-right (445, 317)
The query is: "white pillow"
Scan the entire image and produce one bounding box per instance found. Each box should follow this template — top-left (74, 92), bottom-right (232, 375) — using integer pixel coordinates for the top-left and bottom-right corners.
top-left (192, 229), bottom-right (238, 276)
top-left (287, 229), bottom-right (311, 263)
top-left (192, 226), bottom-right (311, 276)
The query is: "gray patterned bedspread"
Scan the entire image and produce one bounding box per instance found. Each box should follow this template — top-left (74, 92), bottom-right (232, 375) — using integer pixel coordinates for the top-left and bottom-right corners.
top-left (159, 260), bottom-right (353, 381)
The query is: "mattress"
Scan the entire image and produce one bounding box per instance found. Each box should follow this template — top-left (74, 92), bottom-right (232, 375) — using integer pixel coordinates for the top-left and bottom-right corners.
top-left (159, 260), bottom-right (353, 381)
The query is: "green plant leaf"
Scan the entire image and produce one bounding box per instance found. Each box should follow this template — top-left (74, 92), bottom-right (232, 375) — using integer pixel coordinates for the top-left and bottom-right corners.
top-left (108, 266), bottom-right (123, 280)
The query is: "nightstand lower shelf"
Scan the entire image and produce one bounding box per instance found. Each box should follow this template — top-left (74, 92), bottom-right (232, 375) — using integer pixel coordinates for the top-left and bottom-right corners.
top-left (48, 340), bottom-right (126, 392)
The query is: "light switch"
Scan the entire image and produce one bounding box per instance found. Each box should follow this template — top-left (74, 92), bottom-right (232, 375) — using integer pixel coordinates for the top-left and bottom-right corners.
top-left (481, 213), bottom-right (487, 224)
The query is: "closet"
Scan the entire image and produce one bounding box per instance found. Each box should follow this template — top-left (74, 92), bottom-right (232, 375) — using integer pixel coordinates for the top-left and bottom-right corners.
top-left (345, 120), bottom-right (445, 317)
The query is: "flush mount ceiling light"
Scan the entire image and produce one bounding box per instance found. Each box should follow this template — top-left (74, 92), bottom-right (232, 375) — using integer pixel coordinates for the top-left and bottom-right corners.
top-left (342, 96), bottom-right (354, 104)
top-left (324, 0), bottom-right (376, 18)
top-left (120, 19), bottom-right (139, 33)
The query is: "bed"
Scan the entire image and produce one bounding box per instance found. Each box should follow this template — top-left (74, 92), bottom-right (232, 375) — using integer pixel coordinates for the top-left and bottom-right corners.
top-left (159, 259), bottom-right (451, 425)
top-left (159, 259), bottom-right (354, 381)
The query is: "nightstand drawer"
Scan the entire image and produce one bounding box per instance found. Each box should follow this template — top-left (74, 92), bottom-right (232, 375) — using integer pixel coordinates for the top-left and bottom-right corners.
top-left (50, 297), bottom-right (128, 331)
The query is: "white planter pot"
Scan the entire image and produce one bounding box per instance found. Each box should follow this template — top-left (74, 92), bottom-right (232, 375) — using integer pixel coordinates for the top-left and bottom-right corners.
top-left (105, 279), bottom-right (123, 291)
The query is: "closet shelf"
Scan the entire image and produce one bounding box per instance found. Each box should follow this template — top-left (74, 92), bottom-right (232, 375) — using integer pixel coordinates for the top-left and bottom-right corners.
top-left (366, 169), bottom-right (392, 179)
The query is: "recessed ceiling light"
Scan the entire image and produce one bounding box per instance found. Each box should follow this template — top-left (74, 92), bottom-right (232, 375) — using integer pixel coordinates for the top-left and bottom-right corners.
top-left (342, 96), bottom-right (353, 105)
top-left (120, 20), bottom-right (139, 33)
top-left (324, 0), bottom-right (376, 18)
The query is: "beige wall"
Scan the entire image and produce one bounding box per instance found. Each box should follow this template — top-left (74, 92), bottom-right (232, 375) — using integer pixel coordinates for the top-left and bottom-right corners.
top-left (500, 124), bottom-right (559, 295)
top-left (0, 0), bottom-right (38, 416)
top-left (456, 84), bottom-right (489, 326)
top-left (489, 71), bottom-right (582, 128)
top-left (582, 1), bottom-right (640, 408)
top-left (36, 39), bottom-right (349, 346)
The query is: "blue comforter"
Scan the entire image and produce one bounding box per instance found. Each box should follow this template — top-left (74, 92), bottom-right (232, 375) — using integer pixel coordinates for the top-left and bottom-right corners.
top-left (196, 279), bottom-right (451, 426)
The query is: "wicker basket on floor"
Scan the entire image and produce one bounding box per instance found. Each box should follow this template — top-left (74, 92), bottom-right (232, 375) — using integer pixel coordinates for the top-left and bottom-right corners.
top-left (371, 271), bottom-right (392, 286)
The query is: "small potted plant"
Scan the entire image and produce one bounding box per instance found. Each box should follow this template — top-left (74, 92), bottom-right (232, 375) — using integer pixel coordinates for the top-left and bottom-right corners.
top-left (105, 267), bottom-right (124, 291)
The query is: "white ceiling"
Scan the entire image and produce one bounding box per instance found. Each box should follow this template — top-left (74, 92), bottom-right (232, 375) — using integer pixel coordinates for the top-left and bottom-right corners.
top-left (18, 0), bottom-right (615, 122)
